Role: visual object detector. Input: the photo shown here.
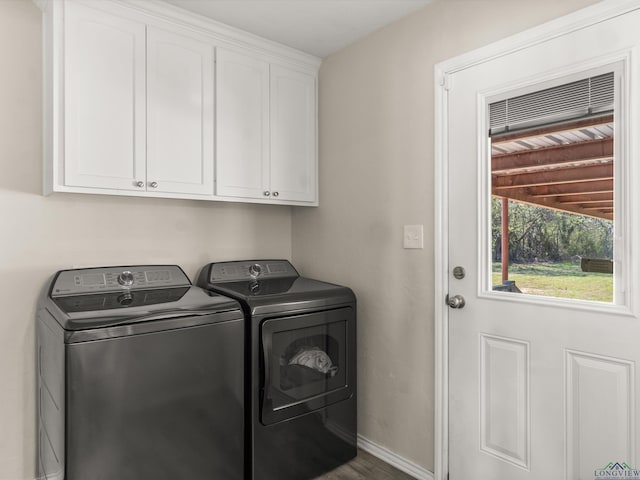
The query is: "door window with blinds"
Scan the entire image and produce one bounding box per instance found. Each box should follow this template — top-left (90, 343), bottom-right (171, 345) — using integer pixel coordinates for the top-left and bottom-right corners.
top-left (485, 68), bottom-right (625, 304)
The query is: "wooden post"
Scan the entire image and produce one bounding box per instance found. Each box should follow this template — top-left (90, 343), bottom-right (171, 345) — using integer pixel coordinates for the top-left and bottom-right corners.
top-left (501, 197), bottom-right (509, 284)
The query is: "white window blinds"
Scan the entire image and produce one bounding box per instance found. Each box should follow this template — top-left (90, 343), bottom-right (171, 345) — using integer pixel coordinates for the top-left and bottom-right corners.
top-left (489, 72), bottom-right (614, 135)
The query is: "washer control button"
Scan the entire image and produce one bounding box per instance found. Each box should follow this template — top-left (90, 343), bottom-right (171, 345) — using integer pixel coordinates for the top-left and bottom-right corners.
top-left (248, 263), bottom-right (262, 278)
top-left (118, 271), bottom-right (135, 287)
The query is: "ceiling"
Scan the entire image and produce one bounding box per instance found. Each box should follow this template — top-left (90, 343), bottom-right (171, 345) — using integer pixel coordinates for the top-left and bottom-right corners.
top-left (491, 114), bottom-right (614, 221)
top-left (161, 0), bottom-right (433, 57)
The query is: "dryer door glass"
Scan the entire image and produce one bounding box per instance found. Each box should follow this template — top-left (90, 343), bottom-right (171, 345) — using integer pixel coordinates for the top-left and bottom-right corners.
top-left (260, 307), bottom-right (355, 425)
top-left (275, 321), bottom-right (345, 402)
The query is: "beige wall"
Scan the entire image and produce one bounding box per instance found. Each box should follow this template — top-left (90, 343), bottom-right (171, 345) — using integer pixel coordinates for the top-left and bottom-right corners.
top-left (0, 1), bottom-right (293, 478)
top-left (292, 0), bottom-right (599, 472)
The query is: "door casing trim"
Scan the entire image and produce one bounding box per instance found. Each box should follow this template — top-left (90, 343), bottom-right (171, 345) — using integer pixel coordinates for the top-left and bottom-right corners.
top-left (433, 2), bottom-right (640, 479)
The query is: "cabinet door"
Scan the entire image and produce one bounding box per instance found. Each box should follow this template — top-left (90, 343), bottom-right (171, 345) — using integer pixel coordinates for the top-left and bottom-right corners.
top-left (147, 27), bottom-right (214, 195)
top-left (269, 65), bottom-right (317, 203)
top-left (215, 48), bottom-right (270, 199)
top-left (64, 2), bottom-right (146, 191)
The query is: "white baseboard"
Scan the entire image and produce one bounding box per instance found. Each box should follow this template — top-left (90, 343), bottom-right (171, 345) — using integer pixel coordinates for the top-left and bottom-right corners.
top-left (357, 434), bottom-right (434, 480)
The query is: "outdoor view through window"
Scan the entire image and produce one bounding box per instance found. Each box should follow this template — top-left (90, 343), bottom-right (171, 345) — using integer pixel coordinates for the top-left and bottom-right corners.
top-left (489, 72), bottom-right (614, 302)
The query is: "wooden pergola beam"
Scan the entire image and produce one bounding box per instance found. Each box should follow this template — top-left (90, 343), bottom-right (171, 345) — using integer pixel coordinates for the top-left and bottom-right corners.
top-left (527, 181), bottom-right (613, 198)
top-left (583, 206), bottom-right (614, 211)
top-left (492, 164), bottom-right (613, 190)
top-left (494, 191), bottom-right (614, 220)
top-left (559, 199), bottom-right (613, 206)
top-left (552, 192), bottom-right (612, 203)
top-left (501, 198), bottom-right (509, 284)
top-left (492, 138), bottom-right (613, 173)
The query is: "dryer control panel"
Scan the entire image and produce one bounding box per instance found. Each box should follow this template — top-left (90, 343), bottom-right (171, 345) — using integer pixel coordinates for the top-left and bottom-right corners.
top-left (208, 260), bottom-right (299, 282)
top-left (51, 265), bottom-right (190, 296)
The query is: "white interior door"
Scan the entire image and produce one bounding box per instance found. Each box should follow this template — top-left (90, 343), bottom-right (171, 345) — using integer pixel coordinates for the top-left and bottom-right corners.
top-left (445, 6), bottom-right (640, 480)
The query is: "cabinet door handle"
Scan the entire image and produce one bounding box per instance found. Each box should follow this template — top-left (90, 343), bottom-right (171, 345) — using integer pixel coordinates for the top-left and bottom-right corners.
top-left (263, 191), bottom-right (271, 197)
top-left (136, 181), bottom-right (145, 188)
top-left (150, 182), bottom-right (158, 188)
top-left (272, 191), bottom-right (279, 197)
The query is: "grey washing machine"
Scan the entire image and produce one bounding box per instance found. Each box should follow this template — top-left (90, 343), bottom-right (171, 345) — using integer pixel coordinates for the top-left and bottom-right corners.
top-left (37, 265), bottom-right (245, 480)
top-left (197, 260), bottom-right (357, 480)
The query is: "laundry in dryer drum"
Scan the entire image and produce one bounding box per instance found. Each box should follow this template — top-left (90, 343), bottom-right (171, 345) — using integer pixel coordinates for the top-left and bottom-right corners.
top-left (288, 347), bottom-right (339, 376)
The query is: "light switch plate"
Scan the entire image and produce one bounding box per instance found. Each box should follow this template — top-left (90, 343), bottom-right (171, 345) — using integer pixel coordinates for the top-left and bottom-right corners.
top-left (403, 225), bottom-right (424, 249)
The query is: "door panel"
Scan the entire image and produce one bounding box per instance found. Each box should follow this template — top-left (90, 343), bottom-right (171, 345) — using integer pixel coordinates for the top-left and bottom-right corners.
top-left (480, 335), bottom-right (529, 470)
top-left (566, 350), bottom-right (635, 480)
top-left (447, 8), bottom-right (640, 479)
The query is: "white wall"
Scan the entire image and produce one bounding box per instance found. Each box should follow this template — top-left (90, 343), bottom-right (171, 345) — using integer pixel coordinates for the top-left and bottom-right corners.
top-left (292, 0), bottom-right (600, 472)
top-left (0, 1), bottom-right (293, 478)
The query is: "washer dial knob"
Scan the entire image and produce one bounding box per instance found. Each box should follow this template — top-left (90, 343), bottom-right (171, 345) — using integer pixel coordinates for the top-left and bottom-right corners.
top-left (118, 271), bottom-right (135, 287)
top-left (248, 263), bottom-right (262, 278)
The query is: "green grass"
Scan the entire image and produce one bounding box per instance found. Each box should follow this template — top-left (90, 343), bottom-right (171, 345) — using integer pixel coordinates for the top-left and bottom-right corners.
top-left (492, 262), bottom-right (613, 302)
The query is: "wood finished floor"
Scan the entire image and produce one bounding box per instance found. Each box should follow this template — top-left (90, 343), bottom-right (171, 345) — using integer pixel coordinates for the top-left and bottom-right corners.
top-left (314, 449), bottom-right (417, 480)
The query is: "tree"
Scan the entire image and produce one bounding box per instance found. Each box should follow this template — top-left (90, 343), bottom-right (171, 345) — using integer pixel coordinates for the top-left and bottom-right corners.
top-left (491, 198), bottom-right (613, 263)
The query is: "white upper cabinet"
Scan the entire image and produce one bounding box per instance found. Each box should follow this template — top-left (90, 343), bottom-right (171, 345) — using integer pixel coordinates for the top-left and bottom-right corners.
top-left (270, 65), bottom-right (316, 202)
top-left (64, 2), bottom-right (146, 191)
top-left (41, 0), bottom-right (319, 205)
top-left (216, 48), bottom-right (317, 203)
top-left (147, 27), bottom-right (214, 195)
top-left (216, 48), bottom-right (270, 199)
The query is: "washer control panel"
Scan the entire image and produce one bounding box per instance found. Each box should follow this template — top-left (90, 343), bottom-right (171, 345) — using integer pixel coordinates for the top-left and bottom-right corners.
top-left (209, 260), bottom-right (298, 282)
top-left (51, 265), bottom-right (190, 297)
